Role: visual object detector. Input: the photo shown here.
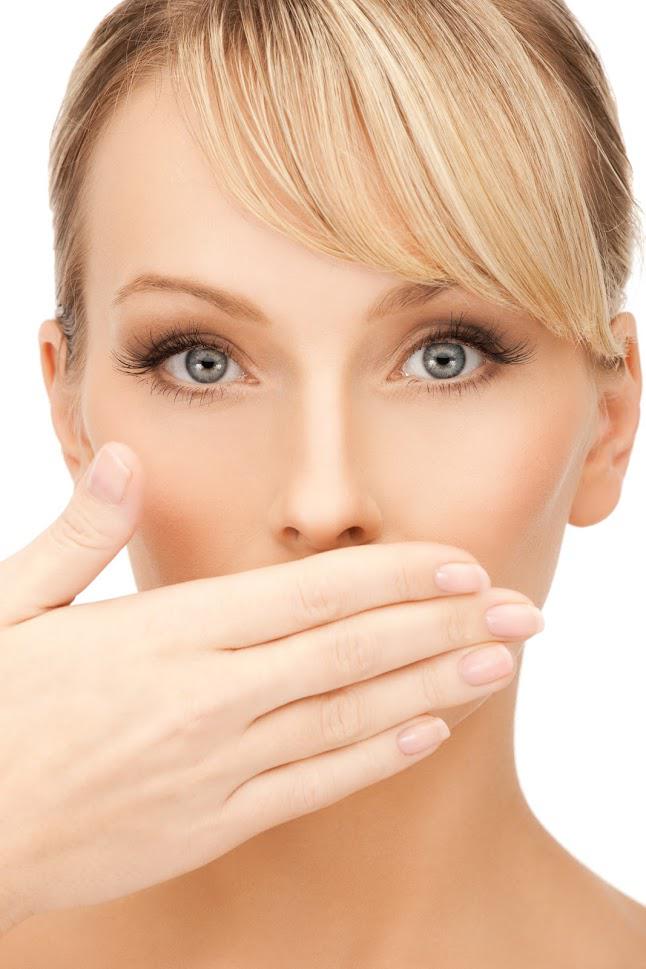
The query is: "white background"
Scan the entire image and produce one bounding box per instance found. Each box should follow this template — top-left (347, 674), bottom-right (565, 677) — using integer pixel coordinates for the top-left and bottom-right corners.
top-left (0, 2), bottom-right (643, 904)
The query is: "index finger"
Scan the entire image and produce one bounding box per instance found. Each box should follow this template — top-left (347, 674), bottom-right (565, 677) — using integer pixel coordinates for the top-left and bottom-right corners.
top-left (119, 541), bottom-right (490, 653)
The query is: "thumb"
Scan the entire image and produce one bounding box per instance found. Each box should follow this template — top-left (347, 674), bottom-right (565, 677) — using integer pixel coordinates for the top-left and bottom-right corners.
top-left (0, 442), bottom-right (143, 626)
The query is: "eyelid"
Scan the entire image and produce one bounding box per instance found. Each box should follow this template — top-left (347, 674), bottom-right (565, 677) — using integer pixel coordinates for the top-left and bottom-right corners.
top-left (393, 313), bottom-right (536, 369)
top-left (111, 312), bottom-right (536, 405)
top-left (114, 321), bottom-right (250, 369)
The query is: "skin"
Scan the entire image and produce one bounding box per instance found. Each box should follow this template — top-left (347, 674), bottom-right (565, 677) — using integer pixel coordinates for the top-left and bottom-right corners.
top-left (8, 71), bottom-right (645, 966)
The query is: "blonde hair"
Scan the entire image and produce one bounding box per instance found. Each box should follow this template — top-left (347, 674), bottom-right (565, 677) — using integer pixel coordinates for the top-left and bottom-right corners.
top-left (50, 0), bottom-right (643, 393)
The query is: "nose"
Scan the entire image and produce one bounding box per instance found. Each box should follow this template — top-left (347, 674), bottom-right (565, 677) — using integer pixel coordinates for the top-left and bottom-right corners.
top-left (267, 380), bottom-right (384, 554)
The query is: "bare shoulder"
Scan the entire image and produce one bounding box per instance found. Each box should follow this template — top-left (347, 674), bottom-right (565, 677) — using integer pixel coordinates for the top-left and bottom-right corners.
top-left (519, 813), bottom-right (646, 966)
top-left (545, 860), bottom-right (646, 968)
top-left (602, 886), bottom-right (646, 964)
top-left (576, 891), bottom-right (646, 969)
top-left (477, 817), bottom-right (646, 969)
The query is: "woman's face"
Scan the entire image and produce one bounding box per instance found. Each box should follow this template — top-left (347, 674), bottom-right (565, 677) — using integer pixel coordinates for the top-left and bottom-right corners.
top-left (47, 74), bottom-right (620, 608)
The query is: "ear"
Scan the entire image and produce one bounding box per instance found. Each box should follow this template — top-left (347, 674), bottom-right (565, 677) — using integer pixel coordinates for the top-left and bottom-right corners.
top-left (569, 312), bottom-right (642, 527)
top-left (38, 319), bottom-right (93, 485)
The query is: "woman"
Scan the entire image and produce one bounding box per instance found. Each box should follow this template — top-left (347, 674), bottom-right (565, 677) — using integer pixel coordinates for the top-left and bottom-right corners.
top-left (1, 0), bottom-right (644, 965)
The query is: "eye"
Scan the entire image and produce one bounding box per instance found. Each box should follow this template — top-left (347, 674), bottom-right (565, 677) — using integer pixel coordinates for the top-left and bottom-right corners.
top-left (111, 313), bottom-right (536, 406)
top-left (392, 313), bottom-right (536, 400)
top-left (400, 336), bottom-right (483, 385)
top-left (163, 344), bottom-right (244, 389)
top-left (111, 322), bottom-right (252, 406)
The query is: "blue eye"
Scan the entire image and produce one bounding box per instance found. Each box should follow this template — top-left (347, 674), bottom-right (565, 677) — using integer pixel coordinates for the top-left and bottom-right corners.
top-left (400, 336), bottom-right (484, 393)
top-left (164, 344), bottom-right (244, 388)
top-left (111, 322), bottom-right (251, 406)
top-left (393, 314), bottom-right (535, 399)
top-left (111, 313), bottom-right (536, 405)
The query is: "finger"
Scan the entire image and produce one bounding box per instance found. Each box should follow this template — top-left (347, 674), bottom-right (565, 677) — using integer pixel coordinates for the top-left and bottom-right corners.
top-left (124, 540), bottom-right (491, 656)
top-left (0, 443), bottom-right (143, 626)
top-left (235, 585), bottom-right (539, 715)
top-left (238, 638), bottom-right (518, 778)
top-left (219, 714), bottom-right (451, 846)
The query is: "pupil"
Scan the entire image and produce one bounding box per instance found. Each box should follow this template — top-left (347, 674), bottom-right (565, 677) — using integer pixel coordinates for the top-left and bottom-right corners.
top-left (423, 342), bottom-right (465, 379)
top-left (186, 347), bottom-right (227, 384)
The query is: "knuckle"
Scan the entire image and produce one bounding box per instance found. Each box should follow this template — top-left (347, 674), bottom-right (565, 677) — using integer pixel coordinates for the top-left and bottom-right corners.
top-left (176, 693), bottom-right (222, 733)
top-left (329, 622), bottom-right (379, 683)
top-left (291, 568), bottom-right (343, 627)
top-left (318, 686), bottom-right (366, 747)
top-left (420, 659), bottom-right (447, 710)
top-left (47, 504), bottom-right (113, 552)
top-left (162, 690), bottom-right (208, 738)
top-left (290, 765), bottom-right (324, 816)
top-left (389, 559), bottom-right (422, 604)
top-left (166, 665), bottom-right (234, 735)
top-left (443, 598), bottom-right (467, 650)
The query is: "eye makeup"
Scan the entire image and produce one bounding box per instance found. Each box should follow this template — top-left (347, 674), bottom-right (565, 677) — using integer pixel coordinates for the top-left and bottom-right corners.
top-left (110, 310), bottom-right (536, 407)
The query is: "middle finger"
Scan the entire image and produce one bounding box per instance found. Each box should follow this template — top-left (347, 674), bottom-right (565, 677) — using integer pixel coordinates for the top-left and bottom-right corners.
top-left (239, 634), bottom-right (521, 775)
top-left (237, 586), bottom-right (544, 717)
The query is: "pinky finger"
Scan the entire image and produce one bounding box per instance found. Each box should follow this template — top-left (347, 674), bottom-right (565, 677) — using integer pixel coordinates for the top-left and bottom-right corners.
top-left (220, 716), bottom-right (450, 842)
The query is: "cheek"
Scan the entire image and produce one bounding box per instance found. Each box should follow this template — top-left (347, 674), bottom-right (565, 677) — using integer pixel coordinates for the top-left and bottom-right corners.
top-left (454, 411), bottom-right (586, 601)
top-left (385, 387), bottom-right (593, 604)
top-left (125, 416), bottom-right (274, 589)
top-left (85, 353), bottom-right (593, 604)
top-left (82, 362), bottom-right (271, 586)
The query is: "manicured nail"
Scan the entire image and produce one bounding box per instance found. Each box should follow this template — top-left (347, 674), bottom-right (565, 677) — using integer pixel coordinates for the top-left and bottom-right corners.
top-left (397, 717), bottom-right (451, 755)
top-left (86, 445), bottom-right (133, 504)
top-left (485, 603), bottom-right (545, 638)
top-left (434, 562), bottom-right (491, 593)
top-left (459, 645), bottom-right (515, 685)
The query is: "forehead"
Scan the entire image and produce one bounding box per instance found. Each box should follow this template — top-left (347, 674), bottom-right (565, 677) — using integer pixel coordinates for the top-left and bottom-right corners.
top-left (81, 73), bottom-right (547, 348)
top-left (82, 73), bottom-right (409, 330)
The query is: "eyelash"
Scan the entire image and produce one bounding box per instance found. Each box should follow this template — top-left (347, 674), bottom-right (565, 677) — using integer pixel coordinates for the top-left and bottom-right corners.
top-left (110, 312), bottom-right (536, 406)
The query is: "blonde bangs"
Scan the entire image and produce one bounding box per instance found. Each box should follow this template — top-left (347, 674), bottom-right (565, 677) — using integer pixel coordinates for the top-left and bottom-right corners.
top-left (50, 0), bottom-right (643, 382)
top-left (165, 0), bottom-right (641, 368)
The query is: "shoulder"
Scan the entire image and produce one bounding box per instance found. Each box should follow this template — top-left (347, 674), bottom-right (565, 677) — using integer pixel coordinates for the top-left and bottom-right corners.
top-left (562, 877), bottom-right (646, 968)
top-left (609, 889), bottom-right (646, 962)
top-left (498, 818), bottom-right (646, 968)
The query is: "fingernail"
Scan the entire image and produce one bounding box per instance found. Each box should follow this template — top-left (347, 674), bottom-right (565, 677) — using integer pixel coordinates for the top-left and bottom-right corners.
top-left (434, 562), bottom-right (491, 593)
top-left (485, 603), bottom-right (545, 638)
top-left (86, 445), bottom-right (133, 504)
top-left (459, 645), bottom-right (515, 685)
top-left (397, 717), bottom-right (451, 755)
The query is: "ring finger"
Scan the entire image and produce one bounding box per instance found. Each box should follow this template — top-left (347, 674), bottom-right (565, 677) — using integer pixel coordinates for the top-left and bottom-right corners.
top-left (236, 637), bottom-right (519, 776)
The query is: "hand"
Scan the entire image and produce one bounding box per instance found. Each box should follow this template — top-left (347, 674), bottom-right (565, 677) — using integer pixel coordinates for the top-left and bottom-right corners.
top-left (0, 442), bottom-right (543, 931)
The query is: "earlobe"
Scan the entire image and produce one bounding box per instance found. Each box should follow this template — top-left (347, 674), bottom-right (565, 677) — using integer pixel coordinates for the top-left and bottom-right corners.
top-left (568, 398), bottom-right (619, 527)
top-left (38, 318), bottom-right (64, 398)
top-left (37, 318), bottom-right (88, 485)
top-left (568, 313), bottom-right (641, 528)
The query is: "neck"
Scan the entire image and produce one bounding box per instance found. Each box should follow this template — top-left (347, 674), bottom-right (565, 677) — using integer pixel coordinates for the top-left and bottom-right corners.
top-left (134, 677), bottom-right (549, 967)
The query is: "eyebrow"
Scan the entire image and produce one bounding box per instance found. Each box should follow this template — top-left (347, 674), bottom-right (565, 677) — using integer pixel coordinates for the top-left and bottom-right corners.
top-left (111, 273), bottom-right (454, 325)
